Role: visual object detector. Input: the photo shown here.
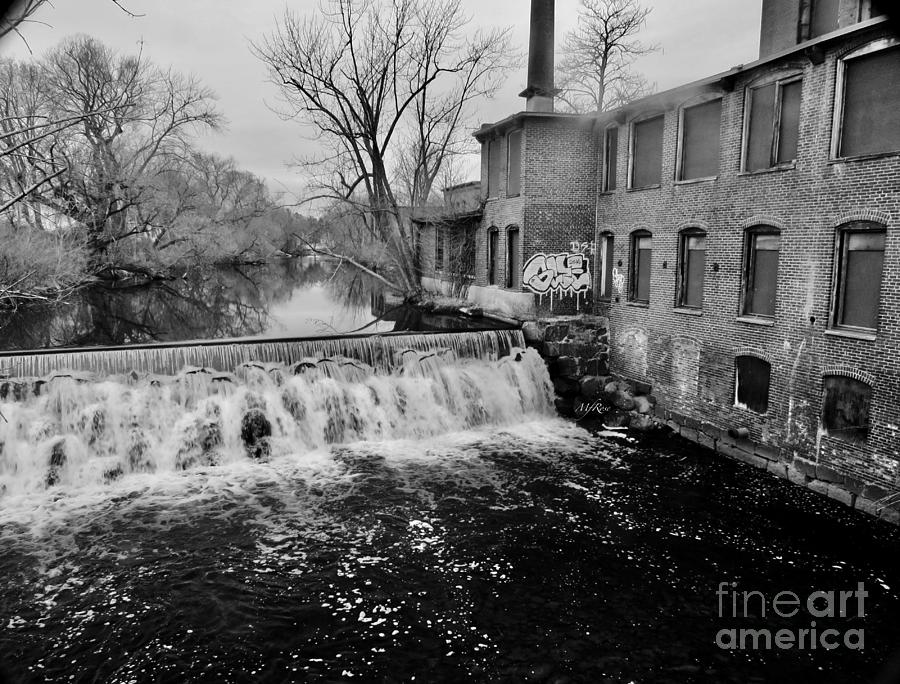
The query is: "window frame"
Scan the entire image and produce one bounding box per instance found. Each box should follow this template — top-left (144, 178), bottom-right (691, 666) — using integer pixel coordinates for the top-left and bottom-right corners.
top-left (628, 112), bottom-right (665, 190)
top-left (598, 232), bottom-right (615, 301)
top-left (676, 228), bottom-right (707, 309)
top-left (741, 226), bottom-right (781, 319)
top-left (505, 225), bottom-right (521, 289)
top-left (629, 229), bottom-right (652, 305)
top-left (676, 95), bottom-right (723, 182)
top-left (487, 227), bottom-right (500, 286)
top-left (821, 374), bottom-right (873, 445)
top-left (486, 136), bottom-right (503, 199)
top-left (602, 124), bottom-right (619, 192)
top-left (740, 74), bottom-right (803, 172)
top-left (506, 128), bottom-right (523, 198)
top-left (830, 221), bottom-right (887, 334)
top-left (734, 355), bottom-right (772, 415)
top-left (830, 38), bottom-right (900, 161)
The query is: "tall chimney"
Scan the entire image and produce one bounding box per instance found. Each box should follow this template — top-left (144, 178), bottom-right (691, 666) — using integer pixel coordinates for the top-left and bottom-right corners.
top-left (519, 0), bottom-right (559, 112)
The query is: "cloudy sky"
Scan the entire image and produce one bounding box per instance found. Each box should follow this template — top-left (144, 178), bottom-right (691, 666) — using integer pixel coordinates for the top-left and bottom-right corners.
top-left (0, 0), bottom-right (762, 203)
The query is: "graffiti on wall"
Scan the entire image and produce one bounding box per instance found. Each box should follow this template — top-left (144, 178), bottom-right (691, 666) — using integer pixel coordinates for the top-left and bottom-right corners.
top-left (569, 240), bottom-right (595, 256)
top-left (522, 252), bottom-right (592, 310)
top-left (612, 267), bottom-right (625, 294)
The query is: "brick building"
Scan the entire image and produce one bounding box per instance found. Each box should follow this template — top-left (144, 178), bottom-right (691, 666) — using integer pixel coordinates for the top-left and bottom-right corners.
top-left (455, 0), bottom-right (900, 514)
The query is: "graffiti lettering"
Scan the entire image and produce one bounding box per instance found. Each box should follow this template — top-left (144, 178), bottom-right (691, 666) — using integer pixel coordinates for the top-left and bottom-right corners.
top-left (612, 267), bottom-right (625, 294)
top-left (522, 253), bottom-right (592, 296)
top-left (569, 240), bottom-right (595, 256)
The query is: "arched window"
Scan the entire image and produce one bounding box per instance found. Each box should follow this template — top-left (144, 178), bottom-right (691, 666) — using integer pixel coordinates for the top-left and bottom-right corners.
top-left (677, 228), bottom-right (707, 309)
top-left (832, 221), bottom-right (886, 332)
top-left (742, 226), bottom-right (781, 318)
top-left (822, 375), bottom-right (872, 444)
top-left (630, 230), bottom-right (652, 304)
top-left (735, 356), bottom-right (771, 414)
top-left (487, 227), bottom-right (500, 286)
top-left (506, 226), bottom-right (521, 289)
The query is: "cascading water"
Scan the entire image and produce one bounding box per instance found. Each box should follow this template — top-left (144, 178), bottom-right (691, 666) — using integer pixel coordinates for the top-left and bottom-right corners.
top-left (0, 330), bottom-right (553, 497)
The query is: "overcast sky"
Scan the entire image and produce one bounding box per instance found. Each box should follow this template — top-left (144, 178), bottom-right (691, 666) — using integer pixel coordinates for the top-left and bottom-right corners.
top-left (0, 0), bottom-right (762, 203)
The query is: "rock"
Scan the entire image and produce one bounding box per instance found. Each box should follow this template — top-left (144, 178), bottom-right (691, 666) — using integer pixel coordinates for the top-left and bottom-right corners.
top-left (522, 321), bottom-right (544, 343)
top-left (583, 356), bottom-right (609, 376)
top-left (603, 410), bottom-right (630, 428)
top-left (104, 465), bottom-right (124, 483)
top-left (543, 342), bottom-right (561, 357)
top-left (241, 408), bottom-right (272, 460)
top-left (553, 377), bottom-right (580, 397)
top-left (556, 356), bottom-right (579, 379)
top-left (632, 395), bottom-right (653, 414)
top-left (554, 396), bottom-right (574, 416)
top-left (544, 324), bottom-right (570, 342)
top-left (628, 412), bottom-right (655, 431)
top-left (612, 390), bottom-right (635, 411)
top-left (46, 439), bottom-right (67, 487)
top-left (579, 376), bottom-right (605, 402)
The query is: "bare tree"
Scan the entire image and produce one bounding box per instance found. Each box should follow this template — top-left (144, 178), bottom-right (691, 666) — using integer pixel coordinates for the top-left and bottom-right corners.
top-left (0, 0), bottom-right (142, 47)
top-left (254, 0), bottom-right (514, 295)
top-left (556, 0), bottom-right (658, 114)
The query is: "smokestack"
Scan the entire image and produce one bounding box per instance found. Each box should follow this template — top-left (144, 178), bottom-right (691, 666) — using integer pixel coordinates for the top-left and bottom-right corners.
top-left (519, 0), bottom-right (559, 112)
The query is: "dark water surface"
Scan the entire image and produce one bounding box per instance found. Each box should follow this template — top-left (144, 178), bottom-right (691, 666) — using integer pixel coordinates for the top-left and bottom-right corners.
top-left (0, 258), bottom-right (498, 352)
top-left (2, 420), bottom-right (899, 683)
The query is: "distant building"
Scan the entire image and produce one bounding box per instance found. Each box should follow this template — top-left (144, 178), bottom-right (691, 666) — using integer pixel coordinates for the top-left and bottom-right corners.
top-left (435, 0), bottom-right (900, 510)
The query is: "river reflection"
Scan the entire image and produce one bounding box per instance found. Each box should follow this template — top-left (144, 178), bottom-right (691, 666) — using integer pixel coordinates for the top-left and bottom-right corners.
top-left (0, 258), bottom-right (499, 352)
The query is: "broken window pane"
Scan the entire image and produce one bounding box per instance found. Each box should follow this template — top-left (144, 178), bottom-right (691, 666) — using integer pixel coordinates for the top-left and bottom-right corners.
top-left (837, 225), bottom-right (885, 330)
top-left (679, 233), bottom-right (706, 308)
top-left (735, 356), bottom-right (771, 413)
top-left (631, 116), bottom-right (664, 189)
top-left (840, 46), bottom-right (900, 158)
top-left (822, 375), bottom-right (871, 444)
top-left (744, 230), bottom-right (780, 317)
top-left (681, 100), bottom-right (722, 180)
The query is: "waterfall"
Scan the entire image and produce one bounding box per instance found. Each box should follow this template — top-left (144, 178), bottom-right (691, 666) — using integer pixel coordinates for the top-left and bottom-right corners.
top-left (0, 330), bottom-right (554, 497)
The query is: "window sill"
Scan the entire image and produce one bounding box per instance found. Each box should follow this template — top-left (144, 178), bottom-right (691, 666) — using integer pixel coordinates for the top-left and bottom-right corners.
top-left (733, 403), bottom-right (768, 417)
top-left (626, 301), bottom-right (649, 309)
top-left (673, 307), bottom-right (703, 316)
top-left (824, 328), bottom-right (877, 342)
top-left (736, 316), bottom-right (775, 327)
top-left (738, 162), bottom-right (796, 176)
top-left (598, 190), bottom-right (617, 196)
top-left (506, 193), bottom-right (521, 199)
top-left (674, 176), bottom-right (717, 186)
top-left (626, 184), bottom-right (661, 192)
top-left (828, 150), bottom-right (900, 165)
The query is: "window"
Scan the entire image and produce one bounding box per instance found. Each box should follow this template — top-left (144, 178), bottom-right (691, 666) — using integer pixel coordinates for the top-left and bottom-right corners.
top-left (630, 231), bottom-right (652, 304)
top-left (630, 115), bottom-right (664, 189)
top-left (833, 222), bottom-right (886, 331)
top-left (744, 78), bottom-right (802, 171)
top-left (735, 356), bottom-right (771, 414)
top-left (743, 228), bottom-right (780, 317)
top-left (488, 228), bottom-right (500, 285)
top-left (461, 226), bottom-right (476, 277)
top-left (603, 126), bottom-right (619, 191)
top-left (679, 99), bottom-right (722, 180)
top-left (507, 129), bottom-right (523, 197)
top-left (434, 226), bottom-right (445, 270)
top-left (677, 230), bottom-right (707, 308)
top-left (799, 0), bottom-right (840, 40)
top-left (598, 232), bottom-right (615, 300)
top-left (487, 138), bottom-right (503, 197)
top-left (506, 227), bottom-right (521, 289)
top-left (835, 42), bottom-right (900, 158)
top-left (822, 375), bottom-right (872, 444)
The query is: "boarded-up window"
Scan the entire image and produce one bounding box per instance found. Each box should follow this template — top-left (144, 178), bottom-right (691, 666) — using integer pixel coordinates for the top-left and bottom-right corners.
top-left (822, 376), bottom-right (871, 444)
top-left (631, 115), bottom-right (664, 189)
top-left (835, 223), bottom-right (885, 330)
top-left (506, 227), bottom-right (520, 289)
top-left (599, 233), bottom-right (615, 299)
top-left (746, 79), bottom-right (802, 171)
top-left (839, 46), bottom-right (900, 158)
top-left (487, 138), bottom-right (503, 197)
top-left (735, 356), bottom-right (771, 414)
top-left (678, 231), bottom-right (706, 308)
top-left (630, 231), bottom-right (652, 303)
top-left (488, 229), bottom-right (500, 285)
top-left (810, 0), bottom-right (839, 37)
top-left (507, 129), bottom-right (523, 197)
top-left (434, 226), bottom-right (445, 270)
top-left (604, 126), bottom-right (618, 191)
top-left (744, 229), bottom-right (780, 317)
top-left (680, 100), bottom-right (722, 180)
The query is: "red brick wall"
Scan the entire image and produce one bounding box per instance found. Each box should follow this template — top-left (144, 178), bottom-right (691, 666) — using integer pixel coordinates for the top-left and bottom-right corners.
top-left (598, 26), bottom-right (900, 487)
